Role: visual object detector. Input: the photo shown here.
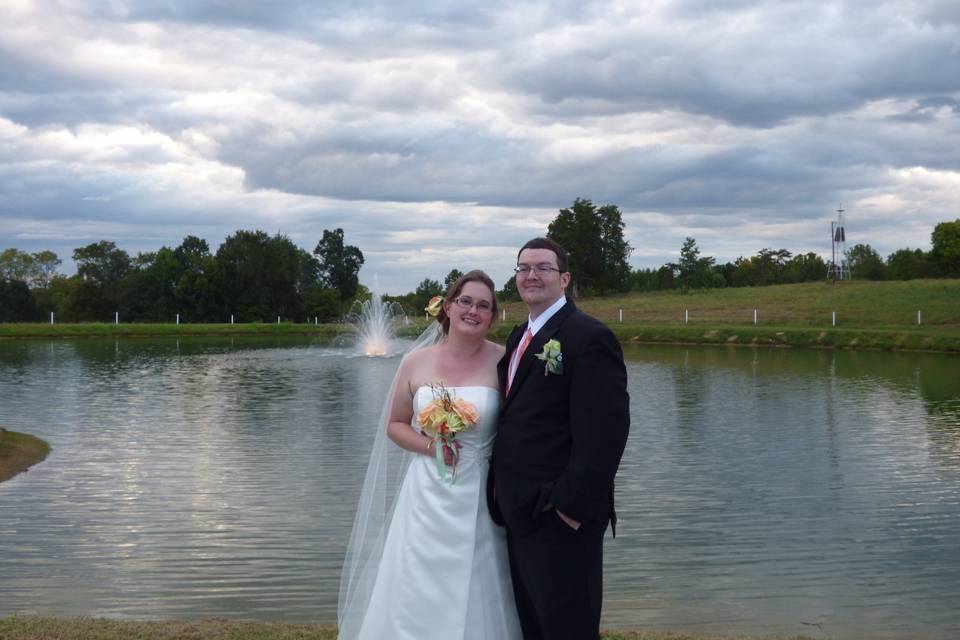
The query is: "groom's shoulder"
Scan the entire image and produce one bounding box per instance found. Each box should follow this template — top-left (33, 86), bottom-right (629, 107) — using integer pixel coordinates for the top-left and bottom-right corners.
top-left (566, 303), bottom-right (606, 329)
top-left (563, 305), bottom-right (615, 341)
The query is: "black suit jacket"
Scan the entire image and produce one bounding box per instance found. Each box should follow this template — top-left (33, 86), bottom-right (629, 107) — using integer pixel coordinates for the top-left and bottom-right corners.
top-left (489, 298), bottom-right (630, 534)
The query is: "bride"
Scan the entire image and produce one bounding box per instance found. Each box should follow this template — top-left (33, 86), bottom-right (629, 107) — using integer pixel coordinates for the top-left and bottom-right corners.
top-left (338, 270), bottom-right (522, 639)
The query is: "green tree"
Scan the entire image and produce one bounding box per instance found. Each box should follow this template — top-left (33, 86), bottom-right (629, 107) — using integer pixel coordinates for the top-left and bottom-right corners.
top-left (122, 248), bottom-right (181, 321)
top-left (731, 256), bottom-right (756, 287)
top-left (33, 275), bottom-right (78, 319)
top-left (414, 278), bottom-right (443, 313)
top-left (713, 262), bottom-right (737, 287)
top-left (657, 265), bottom-right (676, 290)
top-left (68, 241), bottom-right (131, 320)
top-left (213, 230), bottom-right (279, 322)
top-left (931, 219), bottom-right (960, 277)
top-left (596, 204), bottom-right (633, 293)
top-left (266, 234), bottom-right (306, 319)
top-left (0, 248), bottom-right (61, 292)
top-left (782, 252), bottom-right (828, 283)
top-left (674, 237), bottom-right (716, 290)
top-left (497, 275), bottom-right (520, 302)
top-left (174, 236), bottom-right (215, 321)
top-left (629, 267), bottom-right (659, 292)
top-left (0, 278), bottom-right (38, 321)
top-left (886, 248), bottom-right (930, 281)
top-left (304, 286), bottom-right (341, 322)
top-left (547, 197), bottom-right (633, 295)
top-left (0, 248), bottom-right (34, 282)
top-left (314, 228), bottom-right (365, 302)
top-left (846, 244), bottom-right (886, 280)
top-left (443, 269), bottom-right (465, 292)
top-left (755, 248), bottom-right (792, 285)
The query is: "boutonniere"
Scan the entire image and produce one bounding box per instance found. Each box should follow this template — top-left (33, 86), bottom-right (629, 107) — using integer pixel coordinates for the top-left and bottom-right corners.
top-left (535, 339), bottom-right (563, 376)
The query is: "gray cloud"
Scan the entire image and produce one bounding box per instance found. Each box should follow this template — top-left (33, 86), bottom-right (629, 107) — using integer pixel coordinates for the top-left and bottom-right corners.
top-left (1, 0), bottom-right (958, 293)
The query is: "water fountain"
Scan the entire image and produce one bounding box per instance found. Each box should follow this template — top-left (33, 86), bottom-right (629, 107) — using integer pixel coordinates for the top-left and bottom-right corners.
top-left (350, 279), bottom-right (406, 357)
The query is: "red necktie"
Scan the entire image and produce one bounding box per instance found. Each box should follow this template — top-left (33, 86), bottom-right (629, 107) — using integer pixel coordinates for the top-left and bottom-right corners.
top-left (506, 328), bottom-right (533, 396)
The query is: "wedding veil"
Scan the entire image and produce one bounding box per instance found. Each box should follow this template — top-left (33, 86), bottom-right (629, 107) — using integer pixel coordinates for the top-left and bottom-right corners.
top-left (337, 322), bottom-right (445, 638)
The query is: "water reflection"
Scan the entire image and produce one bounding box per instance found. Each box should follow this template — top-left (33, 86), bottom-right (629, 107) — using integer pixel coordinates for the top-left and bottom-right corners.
top-left (0, 339), bottom-right (958, 639)
top-left (609, 345), bottom-right (960, 638)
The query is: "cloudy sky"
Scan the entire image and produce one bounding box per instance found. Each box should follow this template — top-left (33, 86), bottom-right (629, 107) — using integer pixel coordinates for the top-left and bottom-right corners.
top-left (2, 0), bottom-right (958, 293)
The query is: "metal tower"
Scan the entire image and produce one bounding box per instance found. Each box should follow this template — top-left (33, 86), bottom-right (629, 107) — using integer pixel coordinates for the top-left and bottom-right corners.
top-left (830, 205), bottom-right (850, 280)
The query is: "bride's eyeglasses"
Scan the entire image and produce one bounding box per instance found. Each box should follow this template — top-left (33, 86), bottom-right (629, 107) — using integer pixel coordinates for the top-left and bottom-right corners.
top-left (452, 296), bottom-right (493, 314)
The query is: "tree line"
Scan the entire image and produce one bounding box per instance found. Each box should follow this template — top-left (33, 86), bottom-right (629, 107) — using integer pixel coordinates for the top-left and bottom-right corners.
top-left (2, 203), bottom-right (958, 323)
top-left (0, 229), bottom-right (364, 323)
top-left (389, 201), bottom-right (960, 312)
top-left (632, 218), bottom-right (960, 292)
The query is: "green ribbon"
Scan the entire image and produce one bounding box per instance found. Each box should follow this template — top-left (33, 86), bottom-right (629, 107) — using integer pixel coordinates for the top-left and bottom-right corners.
top-left (433, 434), bottom-right (459, 485)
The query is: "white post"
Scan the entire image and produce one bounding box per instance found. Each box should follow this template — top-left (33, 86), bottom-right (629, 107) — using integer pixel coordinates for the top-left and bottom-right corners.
top-left (50, 311), bottom-right (54, 325)
top-left (832, 311), bottom-right (836, 327)
top-left (619, 308), bottom-right (623, 323)
top-left (502, 308), bottom-right (506, 321)
top-left (684, 309), bottom-right (689, 324)
top-left (315, 316), bottom-right (318, 325)
top-left (917, 310), bottom-right (922, 326)
top-left (277, 315), bottom-right (281, 324)
top-left (115, 311), bottom-right (119, 324)
top-left (176, 314), bottom-right (180, 325)
top-left (231, 314), bottom-right (234, 324)
top-left (753, 309), bottom-right (758, 325)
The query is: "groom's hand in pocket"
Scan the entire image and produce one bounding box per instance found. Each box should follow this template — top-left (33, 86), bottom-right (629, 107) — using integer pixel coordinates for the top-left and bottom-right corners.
top-left (542, 503), bottom-right (581, 530)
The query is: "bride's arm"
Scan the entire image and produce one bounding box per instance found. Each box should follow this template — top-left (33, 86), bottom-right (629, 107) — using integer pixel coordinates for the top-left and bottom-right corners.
top-left (385, 355), bottom-right (458, 463)
top-left (385, 356), bottom-right (436, 456)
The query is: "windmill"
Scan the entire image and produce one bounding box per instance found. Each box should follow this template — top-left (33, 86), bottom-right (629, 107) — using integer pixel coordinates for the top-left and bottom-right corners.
top-left (830, 205), bottom-right (850, 280)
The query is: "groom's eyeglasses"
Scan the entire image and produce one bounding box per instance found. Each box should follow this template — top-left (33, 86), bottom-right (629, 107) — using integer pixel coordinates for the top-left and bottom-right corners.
top-left (514, 264), bottom-right (562, 277)
top-left (453, 296), bottom-right (493, 314)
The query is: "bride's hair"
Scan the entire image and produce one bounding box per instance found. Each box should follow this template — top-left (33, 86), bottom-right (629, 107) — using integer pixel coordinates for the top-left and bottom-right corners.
top-left (436, 269), bottom-right (498, 334)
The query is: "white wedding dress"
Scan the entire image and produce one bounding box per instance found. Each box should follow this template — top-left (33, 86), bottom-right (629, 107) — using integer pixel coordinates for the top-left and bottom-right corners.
top-left (355, 386), bottom-right (522, 639)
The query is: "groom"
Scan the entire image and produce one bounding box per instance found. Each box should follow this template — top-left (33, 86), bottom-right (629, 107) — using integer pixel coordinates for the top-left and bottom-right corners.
top-left (489, 237), bottom-right (630, 640)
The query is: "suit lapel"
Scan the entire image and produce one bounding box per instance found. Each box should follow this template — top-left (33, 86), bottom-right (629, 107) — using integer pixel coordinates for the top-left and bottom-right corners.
top-left (503, 299), bottom-right (576, 409)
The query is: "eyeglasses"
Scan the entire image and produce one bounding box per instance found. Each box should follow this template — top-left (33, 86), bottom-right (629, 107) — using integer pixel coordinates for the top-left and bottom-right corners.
top-left (514, 264), bottom-right (563, 277)
top-left (453, 296), bottom-right (493, 314)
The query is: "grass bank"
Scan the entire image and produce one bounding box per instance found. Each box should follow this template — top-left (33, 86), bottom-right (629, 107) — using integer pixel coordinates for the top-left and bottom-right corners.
top-left (2, 280), bottom-right (958, 352)
top-left (0, 322), bottom-right (347, 340)
top-left (0, 617), bottom-right (819, 640)
top-left (0, 428), bottom-right (51, 483)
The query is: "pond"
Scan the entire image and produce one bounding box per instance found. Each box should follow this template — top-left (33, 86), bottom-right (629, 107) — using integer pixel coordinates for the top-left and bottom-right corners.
top-left (1, 337), bottom-right (958, 639)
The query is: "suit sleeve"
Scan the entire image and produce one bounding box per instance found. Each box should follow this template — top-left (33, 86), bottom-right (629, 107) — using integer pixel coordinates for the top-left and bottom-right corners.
top-left (548, 325), bottom-right (630, 524)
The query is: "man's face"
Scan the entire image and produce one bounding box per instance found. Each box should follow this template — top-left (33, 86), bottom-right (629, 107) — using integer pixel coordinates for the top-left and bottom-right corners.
top-left (516, 248), bottom-right (570, 310)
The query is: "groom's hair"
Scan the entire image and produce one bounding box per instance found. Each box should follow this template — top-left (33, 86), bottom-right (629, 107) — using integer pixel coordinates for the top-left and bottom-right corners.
top-left (518, 237), bottom-right (569, 272)
top-left (437, 269), bottom-right (498, 334)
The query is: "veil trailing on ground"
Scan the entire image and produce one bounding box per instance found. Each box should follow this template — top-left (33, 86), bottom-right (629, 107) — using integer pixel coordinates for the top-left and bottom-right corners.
top-left (337, 322), bottom-right (445, 638)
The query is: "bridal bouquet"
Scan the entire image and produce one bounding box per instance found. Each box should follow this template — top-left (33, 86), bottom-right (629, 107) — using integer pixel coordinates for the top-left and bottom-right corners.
top-left (417, 382), bottom-right (480, 484)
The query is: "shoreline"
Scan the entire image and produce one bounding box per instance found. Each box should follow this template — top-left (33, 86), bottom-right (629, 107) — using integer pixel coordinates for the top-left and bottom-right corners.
top-left (0, 617), bottom-right (822, 640)
top-left (0, 428), bottom-right (51, 483)
top-left (1, 321), bottom-right (958, 353)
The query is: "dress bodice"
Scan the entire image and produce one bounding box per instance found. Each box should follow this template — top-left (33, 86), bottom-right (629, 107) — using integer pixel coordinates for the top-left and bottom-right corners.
top-left (412, 386), bottom-right (500, 459)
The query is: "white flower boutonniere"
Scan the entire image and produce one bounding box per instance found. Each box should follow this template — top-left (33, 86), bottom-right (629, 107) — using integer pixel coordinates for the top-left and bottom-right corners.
top-left (535, 339), bottom-right (563, 376)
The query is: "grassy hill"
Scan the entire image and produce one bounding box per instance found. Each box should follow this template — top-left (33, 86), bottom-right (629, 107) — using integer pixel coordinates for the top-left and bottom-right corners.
top-left (500, 279), bottom-right (960, 330)
top-left (491, 279), bottom-right (960, 352)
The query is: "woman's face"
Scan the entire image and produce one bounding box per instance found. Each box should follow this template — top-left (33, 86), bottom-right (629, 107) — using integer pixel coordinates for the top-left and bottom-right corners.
top-left (444, 280), bottom-right (495, 335)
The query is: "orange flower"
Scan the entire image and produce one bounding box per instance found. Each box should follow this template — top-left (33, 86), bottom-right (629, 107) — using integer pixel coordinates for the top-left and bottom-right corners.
top-left (452, 398), bottom-right (480, 425)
